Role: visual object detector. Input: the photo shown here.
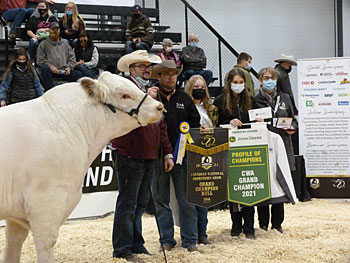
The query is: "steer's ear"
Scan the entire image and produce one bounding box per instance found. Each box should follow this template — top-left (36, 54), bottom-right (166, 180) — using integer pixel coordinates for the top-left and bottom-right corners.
top-left (80, 76), bottom-right (109, 104)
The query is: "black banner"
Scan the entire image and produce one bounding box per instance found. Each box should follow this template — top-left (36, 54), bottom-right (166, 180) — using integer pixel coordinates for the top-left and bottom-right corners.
top-left (186, 128), bottom-right (228, 208)
top-left (309, 177), bottom-right (350, 198)
top-left (82, 147), bottom-right (118, 193)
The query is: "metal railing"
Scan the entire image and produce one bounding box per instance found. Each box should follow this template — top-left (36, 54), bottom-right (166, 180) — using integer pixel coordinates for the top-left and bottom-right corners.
top-left (0, 15), bottom-right (9, 66)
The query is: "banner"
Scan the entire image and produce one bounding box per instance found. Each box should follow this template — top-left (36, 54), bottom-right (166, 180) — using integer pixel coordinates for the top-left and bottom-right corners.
top-left (53, 0), bottom-right (135, 6)
top-left (83, 146), bottom-right (117, 193)
top-left (227, 127), bottom-right (271, 205)
top-left (186, 128), bottom-right (228, 208)
top-left (298, 57), bottom-right (350, 198)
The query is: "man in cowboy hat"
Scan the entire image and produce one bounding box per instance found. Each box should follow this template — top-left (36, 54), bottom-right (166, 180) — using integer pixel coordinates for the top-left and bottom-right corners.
top-left (274, 53), bottom-right (298, 115)
top-left (111, 51), bottom-right (174, 261)
top-left (150, 60), bottom-right (201, 252)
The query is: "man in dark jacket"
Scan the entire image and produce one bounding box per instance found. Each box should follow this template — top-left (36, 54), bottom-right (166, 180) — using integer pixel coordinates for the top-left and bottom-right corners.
top-left (181, 33), bottom-right (213, 87)
top-left (125, 5), bottom-right (154, 54)
top-left (274, 54), bottom-right (298, 115)
top-left (111, 50), bottom-right (174, 261)
top-left (150, 60), bottom-right (201, 252)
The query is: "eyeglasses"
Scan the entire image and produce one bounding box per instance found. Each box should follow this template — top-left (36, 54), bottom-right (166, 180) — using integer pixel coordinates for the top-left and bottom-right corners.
top-left (131, 64), bottom-right (152, 71)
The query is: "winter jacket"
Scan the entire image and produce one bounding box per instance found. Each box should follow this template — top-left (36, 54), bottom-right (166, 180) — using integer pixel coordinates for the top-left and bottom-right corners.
top-left (125, 14), bottom-right (154, 46)
top-left (37, 38), bottom-right (76, 70)
top-left (275, 63), bottom-right (298, 115)
top-left (158, 87), bottom-right (200, 148)
top-left (181, 46), bottom-right (207, 71)
top-left (25, 13), bottom-right (57, 34)
top-left (253, 90), bottom-right (297, 171)
top-left (0, 64), bottom-right (44, 104)
top-left (74, 45), bottom-right (99, 69)
top-left (59, 16), bottom-right (85, 40)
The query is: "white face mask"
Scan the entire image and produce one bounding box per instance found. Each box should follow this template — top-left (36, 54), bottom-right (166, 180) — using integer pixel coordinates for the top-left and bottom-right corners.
top-left (231, 83), bottom-right (245, 94)
top-left (165, 47), bottom-right (173, 53)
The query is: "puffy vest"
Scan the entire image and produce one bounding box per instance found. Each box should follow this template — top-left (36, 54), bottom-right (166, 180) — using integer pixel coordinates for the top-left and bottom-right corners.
top-left (9, 66), bottom-right (37, 104)
top-left (74, 45), bottom-right (94, 64)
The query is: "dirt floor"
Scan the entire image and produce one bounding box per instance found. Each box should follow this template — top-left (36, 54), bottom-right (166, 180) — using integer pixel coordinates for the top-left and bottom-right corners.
top-left (0, 199), bottom-right (350, 263)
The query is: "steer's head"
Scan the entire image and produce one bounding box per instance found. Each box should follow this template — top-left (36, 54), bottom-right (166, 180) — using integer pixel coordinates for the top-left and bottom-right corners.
top-left (81, 72), bottom-right (164, 126)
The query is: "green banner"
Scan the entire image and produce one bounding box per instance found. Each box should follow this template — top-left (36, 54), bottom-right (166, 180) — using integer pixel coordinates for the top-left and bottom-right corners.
top-left (228, 145), bottom-right (271, 205)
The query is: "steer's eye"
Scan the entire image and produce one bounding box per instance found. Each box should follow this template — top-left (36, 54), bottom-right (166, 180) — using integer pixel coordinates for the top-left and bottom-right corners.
top-left (122, 94), bottom-right (131, 99)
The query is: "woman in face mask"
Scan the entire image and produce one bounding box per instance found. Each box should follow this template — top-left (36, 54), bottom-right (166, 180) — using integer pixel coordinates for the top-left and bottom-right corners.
top-left (157, 38), bottom-right (181, 67)
top-left (213, 68), bottom-right (256, 239)
top-left (184, 74), bottom-right (218, 245)
top-left (26, 0), bottom-right (58, 61)
top-left (253, 67), bottom-right (297, 234)
top-left (0, 48), bottom-right (44, 107)
top-left (59, 2), bottom-right (86, 48)
top-left (74, 30), bottom-right (99, 79)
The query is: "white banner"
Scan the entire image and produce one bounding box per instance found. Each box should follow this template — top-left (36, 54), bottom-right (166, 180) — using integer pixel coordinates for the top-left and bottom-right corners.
top-left (53, 0), bottom-right (135, 6)
top-left (298, 57), bottom-right (350, 178)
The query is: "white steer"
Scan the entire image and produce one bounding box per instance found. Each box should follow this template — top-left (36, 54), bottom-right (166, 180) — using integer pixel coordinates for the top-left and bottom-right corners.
top-left (0, 72), bottom-right (164, 263)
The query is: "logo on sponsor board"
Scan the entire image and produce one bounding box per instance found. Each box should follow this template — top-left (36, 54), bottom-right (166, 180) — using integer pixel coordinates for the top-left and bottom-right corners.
top-left (318, 102), bottom-right (332, 106)
top-left (306, 100), bottom-right (313, 107)
top-left (340, 78), bottom-right (350, 85)
top-left (301, 94), bottom-right (319, 98)
top-left (335, 72), bottom-right (348, 76)
top-left (338, 93), bottom-right (350, 97)
top-left (320, 72), bottom-right (334, 76)
top-left (338, 101), bottom-right (349, 106)
top-left (310, 178), bottom-right (320, 189)
top-left (301, 81), bottom-right (315, 85)
top-left (305, 73), bottom-right (318, 77)
top-left (318, 80), bottom-right (336, 84)
top-left (324, 94), bottom-right (333, 97)
top-left (332, 179), bottom-right (345, 189)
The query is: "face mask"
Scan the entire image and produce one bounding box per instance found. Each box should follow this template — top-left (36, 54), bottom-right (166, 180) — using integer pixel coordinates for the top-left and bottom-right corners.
top-left (132, 13), bottom-right (141, 19)
top-left (66, 11), bottom-right (73, 16)
top-left (192, 89), bottom-right (206, 100)
top-left (285, 67), bottom-right (292, 74)
top-left (49, 33), bottom-right (59, 42)
top-left (135, 76), bottom-right (149, 87)
top-left (231, 83), bottom-right (245, 94)
top-left (263, 79), bottom-right (277, 91)
top-left (38, 8), bottom-right (46, 15)
top-left (80, 39), bottom-right (88, 47)
top-left (165, 47), bottom-right (172, 53)
top-left (189, 42), bottom-right (198, 48)
top-left (246, 63), bottom-right (252, 70)
top-left (16, 61), bottom-right (26, 67)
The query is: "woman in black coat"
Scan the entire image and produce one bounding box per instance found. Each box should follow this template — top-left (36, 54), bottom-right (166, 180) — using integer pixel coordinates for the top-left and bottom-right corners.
top-left (213, 68), bottom-right (256, 239)
top-left (253, 67), bottom-right (297, 233)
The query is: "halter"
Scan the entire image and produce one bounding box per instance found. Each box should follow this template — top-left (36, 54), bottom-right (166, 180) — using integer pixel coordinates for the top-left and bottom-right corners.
top-left (105, 93), bottom-right (149, 125)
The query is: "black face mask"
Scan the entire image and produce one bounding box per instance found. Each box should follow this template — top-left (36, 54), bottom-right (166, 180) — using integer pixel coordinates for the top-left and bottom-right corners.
top-left (285, 67), bottom-right (292, 74)
top-left (38, 8), bottom-right (46, 15)
top-left (132, 13), bottom-right (141, 19)
top-left (16, 61), bottom-right (26, 67)
top-left (192, 89), bottom-right (206, 100)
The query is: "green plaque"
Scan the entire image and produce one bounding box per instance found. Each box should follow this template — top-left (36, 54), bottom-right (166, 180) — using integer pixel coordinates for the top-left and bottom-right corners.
top-left (228, 145), bottom-right (271, 205)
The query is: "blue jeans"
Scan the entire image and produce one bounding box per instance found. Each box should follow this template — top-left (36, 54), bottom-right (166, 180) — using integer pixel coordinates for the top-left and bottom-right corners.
top-left (182, 69), bottom-right (213, 87)
top-left (195, 206), bottom-right (208, 239)
top-left (125, 40), bottom-right (151, 54)
top-left (40, 65), bottom-right (83, 90)
top-left (152, 160), bottom-right (198, 248)
top-left (112, 154), bottom-right (157, 258)
top-left (76, 64), bottom-right (99, 78)
top-left (2, 8), bottom-right (35, 33)
top-left (29, 38), bottom-right (40, 61)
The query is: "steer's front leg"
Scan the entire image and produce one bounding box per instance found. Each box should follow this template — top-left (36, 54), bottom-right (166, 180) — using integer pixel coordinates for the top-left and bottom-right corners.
top-left (3, 220), bottom-right (29, 263)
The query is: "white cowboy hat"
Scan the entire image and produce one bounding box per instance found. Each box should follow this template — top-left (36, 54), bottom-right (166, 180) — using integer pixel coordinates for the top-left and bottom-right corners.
top-left (117, 50), bottom-right (162, 72)
top-left (274, 54), bottom-right (297, 66)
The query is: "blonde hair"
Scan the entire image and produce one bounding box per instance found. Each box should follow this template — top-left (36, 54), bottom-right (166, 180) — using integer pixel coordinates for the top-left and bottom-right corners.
top-left (62, 2), bottom-right (85, 30)
top-left (185, 75), bottom-right (212, 111)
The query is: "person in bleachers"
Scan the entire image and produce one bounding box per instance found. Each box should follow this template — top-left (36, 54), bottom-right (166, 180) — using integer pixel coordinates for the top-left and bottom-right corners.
top-left (0, 0), bottom-right (54, 40)
top-left (59, 1), bottom-right (85, 48)
top-left (26, 0), bottom-right (57, 61)
top-left (36, 21), bottom-right (83, 90)
top-left (125, 5), bottom-right (154, 54)
top-left (74, 30), bottom-right (99, 78)
top-left (253, 67), bottom-right (297, 234)
top-left (184, 75), bottom-right (218, 245)
top-left (0, 47), bottom-right (44, 106)
top-left (225, 52), bottom-right (255, 96)
top-left (181, 33), bottom-right (213, 87)
top-left (213, 68), bottom-right (256, 239)
top-left (157, 38), bottom-right (181, 67)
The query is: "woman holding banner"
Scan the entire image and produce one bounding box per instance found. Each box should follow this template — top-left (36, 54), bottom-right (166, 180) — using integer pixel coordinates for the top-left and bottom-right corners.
top-left (213, 69), bottom-right (256, 239)
top-left (185, 75), bottom-right (218, 245)
top-left (253, 67), bottom-right (297, 233)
